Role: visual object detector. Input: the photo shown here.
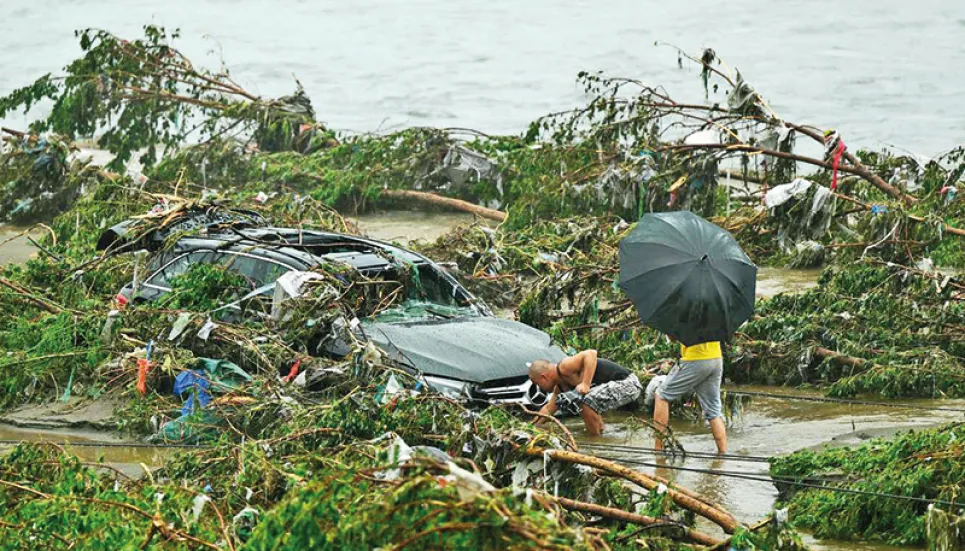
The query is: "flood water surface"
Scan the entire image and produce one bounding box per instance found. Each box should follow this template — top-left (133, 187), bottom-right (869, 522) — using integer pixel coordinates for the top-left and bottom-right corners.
top-left (0, 226), bottom-right (38, 266)
top-left (0, 423), bottom-right (173, 478)
top-left (355, 210), bottom-right (486, 245)
top-left (574, 386), bottom-right (965, 550)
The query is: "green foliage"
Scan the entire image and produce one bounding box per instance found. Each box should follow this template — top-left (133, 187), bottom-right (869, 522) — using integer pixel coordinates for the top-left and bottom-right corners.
top-left (0, 134), bottom-right (89, 223)
top-left (0, 443), bottom-right (225, 549)
top-left (246, 473), bottom-right (594, 551)
top-left (160, 264), bottom-right (251, 313)
top-left (0, 26), bottom-right (324, 171)
top-left (734, 263), bottom-right (965, 398)
top-left (770, 424), bottom-right (965, 546)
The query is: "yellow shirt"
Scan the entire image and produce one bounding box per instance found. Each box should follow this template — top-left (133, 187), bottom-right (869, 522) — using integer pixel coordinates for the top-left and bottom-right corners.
top-left (680, 342), bottom-right (722, 361)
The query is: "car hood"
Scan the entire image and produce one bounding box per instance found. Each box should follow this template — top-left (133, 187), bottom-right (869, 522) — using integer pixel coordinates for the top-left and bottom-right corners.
top-left (364, 316), bottom-right (565, 383)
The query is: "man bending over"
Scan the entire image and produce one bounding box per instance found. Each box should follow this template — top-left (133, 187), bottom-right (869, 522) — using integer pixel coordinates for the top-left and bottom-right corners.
top-left (529, 350), bottom-right (642, 436)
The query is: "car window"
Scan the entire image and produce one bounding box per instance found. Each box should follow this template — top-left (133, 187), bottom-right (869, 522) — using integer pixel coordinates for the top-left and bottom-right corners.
top-left (145, 250), bottom-right (294, 290)
top-left (408, 264), bottom-right (471, 306)
top-left (218, 253), bottom-right (292, 288)
top-left (145, 251), bottom-right (219, 288)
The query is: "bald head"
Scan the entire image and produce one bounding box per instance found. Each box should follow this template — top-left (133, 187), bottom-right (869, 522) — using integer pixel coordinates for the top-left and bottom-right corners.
top-left (528, 359), bottom-right (557, 391)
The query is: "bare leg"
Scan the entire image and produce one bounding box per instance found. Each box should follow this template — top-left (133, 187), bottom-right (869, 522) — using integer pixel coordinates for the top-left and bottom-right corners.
top-left (708, 416), bottom-right (727, 454)
top-left (653, 395), bottom-right (670, 450)
top-left (580, 404), bottom-right (605, 436)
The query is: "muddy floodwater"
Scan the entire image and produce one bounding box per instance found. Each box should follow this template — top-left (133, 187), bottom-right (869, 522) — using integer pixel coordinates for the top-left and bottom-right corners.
top-left (355, 211), bottom-right (489, 245)
top-left (573, 386), bottom-right (965, 550)
top-left (0, 226), bottom-right (39, 266)
top-left (0, 424), bottom-right (174, 479)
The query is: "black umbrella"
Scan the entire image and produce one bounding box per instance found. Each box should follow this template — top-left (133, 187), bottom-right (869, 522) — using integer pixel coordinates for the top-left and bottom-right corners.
top-left (618, 211), bottom-right (757, 346)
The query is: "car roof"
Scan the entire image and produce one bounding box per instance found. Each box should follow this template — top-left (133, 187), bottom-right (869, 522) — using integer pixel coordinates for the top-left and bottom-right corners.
top-left (168, 227), bottom-right (427, 272)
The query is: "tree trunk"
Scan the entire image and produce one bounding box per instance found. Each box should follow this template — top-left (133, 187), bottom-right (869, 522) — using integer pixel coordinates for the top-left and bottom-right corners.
top-left (379, 189), bottom-right (507, 222)
top-left (526, 447), bottom-right (740, 534)
top-left (553, 496), bottom-right (722, 546)
top-left (814, 347), bottom-right (866, 368)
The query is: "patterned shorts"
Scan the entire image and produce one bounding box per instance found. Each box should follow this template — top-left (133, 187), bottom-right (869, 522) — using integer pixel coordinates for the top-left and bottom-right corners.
top-left (583, 374), bottom-right (643, 414)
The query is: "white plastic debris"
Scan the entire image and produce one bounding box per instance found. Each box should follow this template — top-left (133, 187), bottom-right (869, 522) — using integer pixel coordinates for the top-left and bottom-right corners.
top-left (775, 507), bottom-right (789, 526)
top-left (232, 506), bottom-right (260, 528)
top-left (511, 459), bottom-right (544, 488)
top-left (168, 312), bottom-right (194, 341)
top-left (192, 494), bottom-right (211, 521)
top-left (683, 129), bottom-right (718, 146)
top-left (254, 191), bottom-right (269, 203)
top-left (377, 435), bottom-right (413, 481)
top-left (377, 374), bottom-right (403, 405)
top-left (197, 319), bottom-right (218, 341)
top-left (916, 257), bottom-right (937, 273)
top-left (764, 178), bottom-right (813, 209)
top-left (101, 309), bottom-right (120, 343)
top-left (271, 270), bottom-right (325, 320)
top-left (447, 462), bottom-right (496, 501)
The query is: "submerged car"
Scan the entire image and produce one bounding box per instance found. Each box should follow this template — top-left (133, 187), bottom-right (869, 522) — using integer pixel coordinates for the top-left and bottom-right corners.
top-left (102, 220), bottom-right (562, 406)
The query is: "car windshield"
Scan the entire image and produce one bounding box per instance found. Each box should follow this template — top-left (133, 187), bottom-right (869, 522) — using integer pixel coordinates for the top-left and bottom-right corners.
top-left (369, 299), bottom-right (479, 323)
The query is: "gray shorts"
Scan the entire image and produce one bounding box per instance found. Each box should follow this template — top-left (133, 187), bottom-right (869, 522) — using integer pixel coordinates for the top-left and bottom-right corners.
top-left (657, 358), bottom-right (723, 420)
top-left (583, 374), bottom-right (643, 414)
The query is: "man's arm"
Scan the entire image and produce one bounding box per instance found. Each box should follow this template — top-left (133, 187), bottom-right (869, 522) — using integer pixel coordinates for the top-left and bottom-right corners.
top-left (534, 390), bottom-right (558, 423)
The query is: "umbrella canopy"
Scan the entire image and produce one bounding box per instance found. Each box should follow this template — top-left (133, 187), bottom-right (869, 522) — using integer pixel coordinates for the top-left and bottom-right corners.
top-left (618, 211), bottom-right (757, 346)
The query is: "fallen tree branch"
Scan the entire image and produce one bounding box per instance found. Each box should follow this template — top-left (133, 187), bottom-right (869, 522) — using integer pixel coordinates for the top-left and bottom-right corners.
top-left (663, 142), bottom-right (916, 206)
top-left (525, 447), bottom-right (740, 534)
top-left (516, 404), bottom-right (579, 452)
top-left (831, 192), bottom-right (965, 238)
top-left (787, 123), bottom-right (916, 205)
top-left (379, 190), bottom-right (507, 222)
top-left (814, 347), bottom-right (867, 368)
top-left (553, 495), bottom-right (721, 546)
top-left (0, 276), bottom-right (65, 314)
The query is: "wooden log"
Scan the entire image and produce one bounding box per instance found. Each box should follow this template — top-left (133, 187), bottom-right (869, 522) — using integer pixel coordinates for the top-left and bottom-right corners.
top-left (525, 447), bottom-right (740, 534)
top-left (379, 189), bottom-right (507, 222)
top-left (1, 127), bottom-right (27, 138)
top-left (813, 347), bottom-right (866, 368)
top-left (553, 496), bottom-right (722, 547)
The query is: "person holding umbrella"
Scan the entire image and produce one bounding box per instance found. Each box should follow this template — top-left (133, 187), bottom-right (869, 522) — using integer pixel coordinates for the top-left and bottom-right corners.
top-left (618, 211), bottom-right (757, 454)
top-left (654, 338), bottom-right (726, 452)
